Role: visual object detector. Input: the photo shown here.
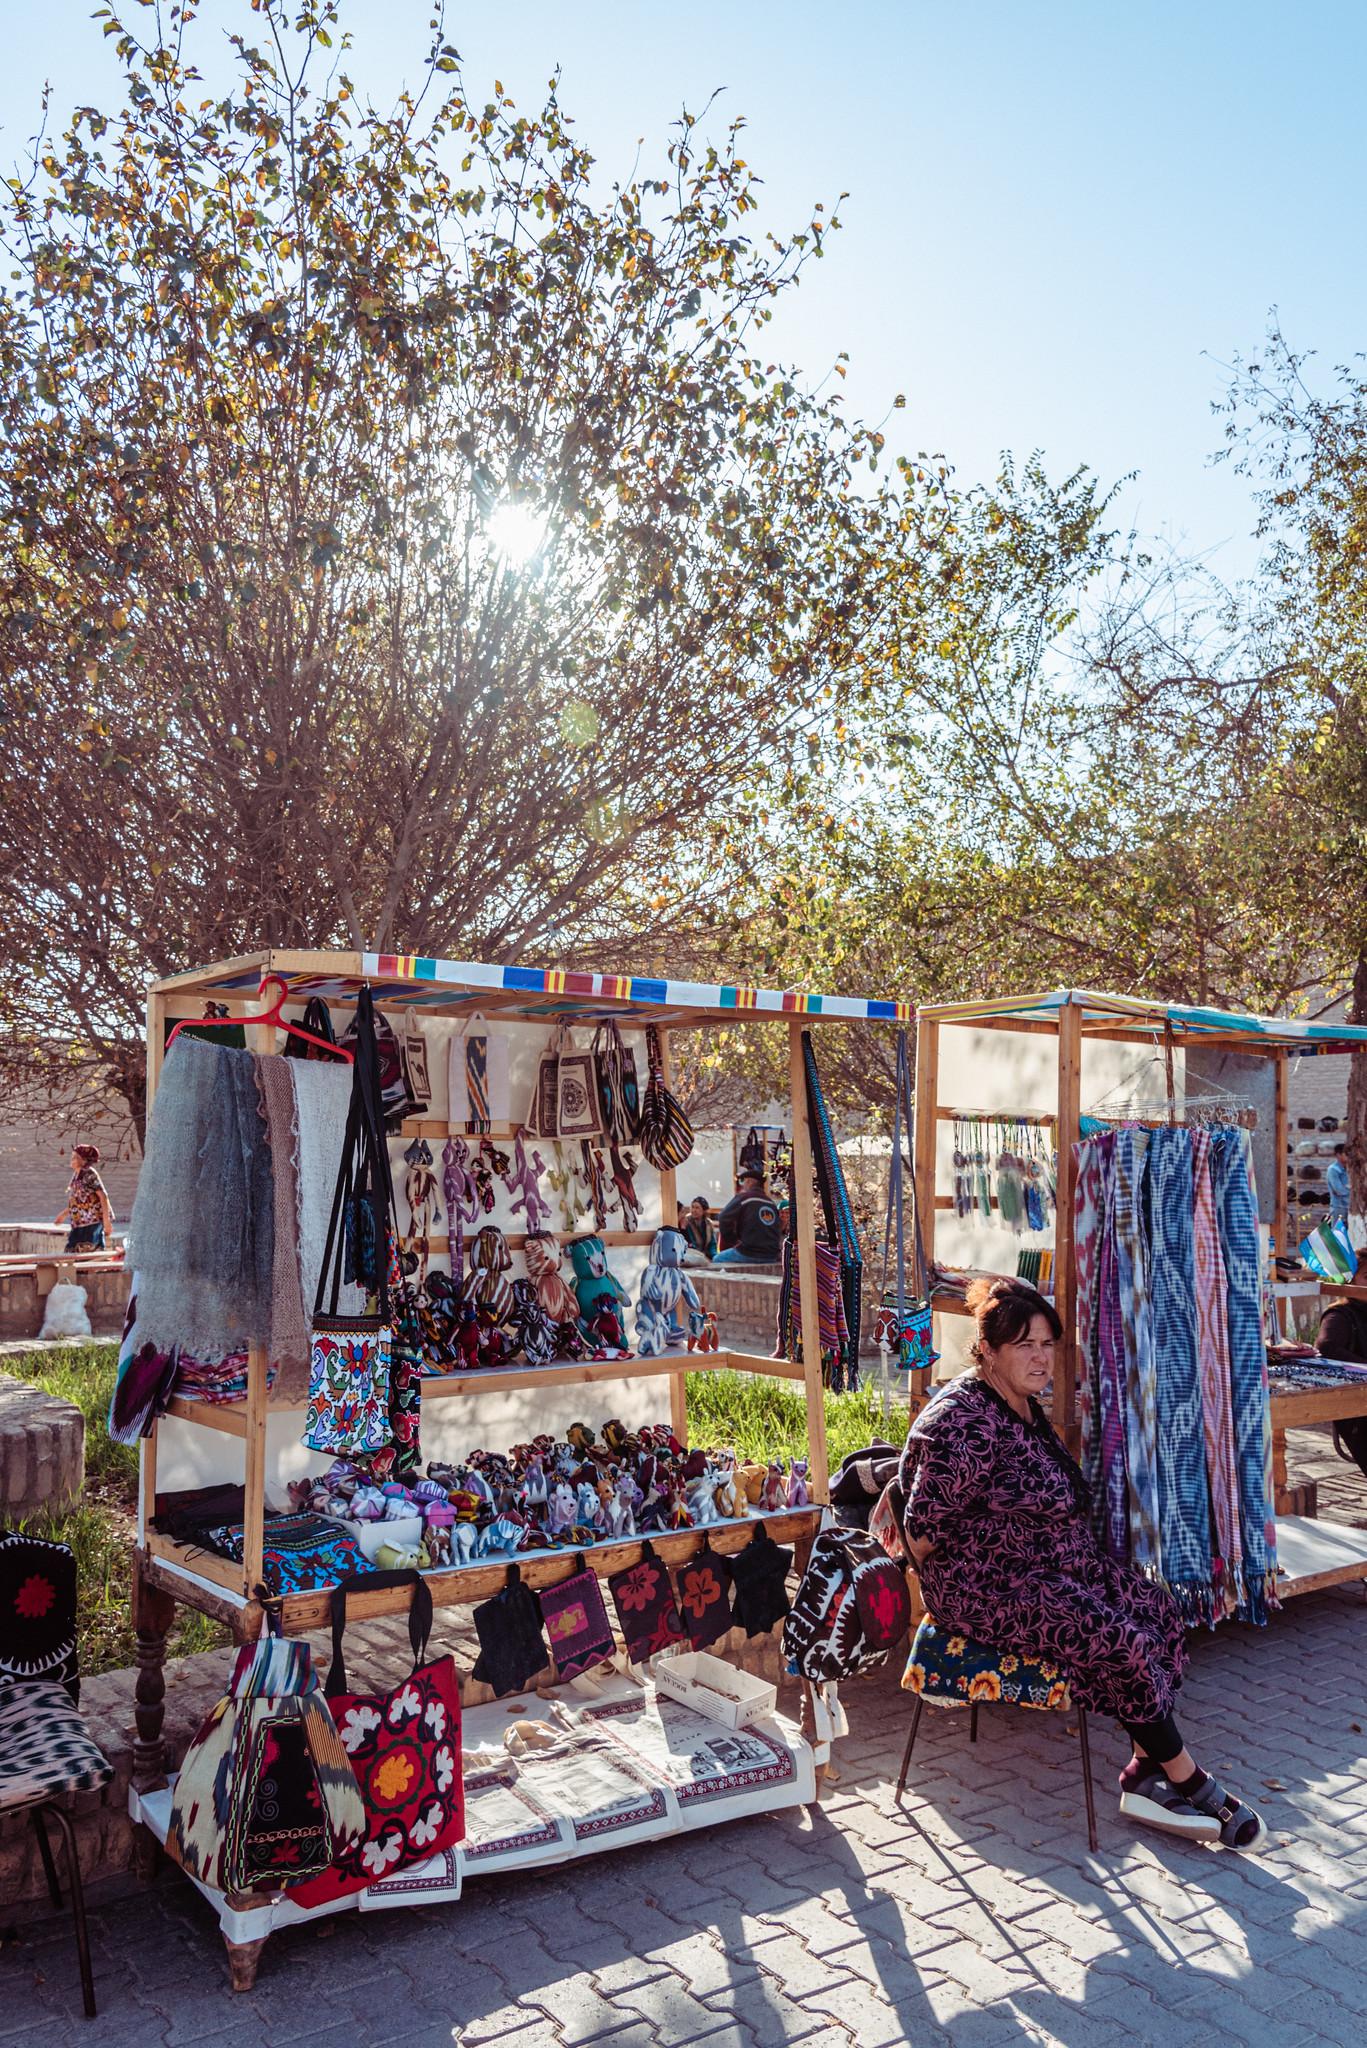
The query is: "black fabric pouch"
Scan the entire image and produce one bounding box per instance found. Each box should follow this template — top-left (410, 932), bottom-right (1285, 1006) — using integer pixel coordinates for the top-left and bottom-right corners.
top-left (672, 1542), bottom-right (735, 1652)
top-left (728, 1524), bottom-right (793, 1637)
top-left (471, 1564), bottom-right (550, 1698)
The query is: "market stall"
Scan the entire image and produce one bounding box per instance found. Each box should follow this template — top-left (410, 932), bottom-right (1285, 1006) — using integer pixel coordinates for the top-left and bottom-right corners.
top-left (911, 988), bottom-right (1367, 1604)
top-left (123, 949), bottom-right (905, 1984)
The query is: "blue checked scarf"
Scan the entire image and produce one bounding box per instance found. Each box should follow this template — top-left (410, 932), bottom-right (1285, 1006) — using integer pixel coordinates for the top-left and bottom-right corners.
top-left (1146, 1128), bottom-right (1216, 1624)
top-left (1209, 1128), bottom-right (1278, 1623)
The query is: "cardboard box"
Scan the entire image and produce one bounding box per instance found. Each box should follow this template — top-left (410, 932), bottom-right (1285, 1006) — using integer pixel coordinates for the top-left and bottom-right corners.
top-left (652, 1651), bottom-right (777, 1729)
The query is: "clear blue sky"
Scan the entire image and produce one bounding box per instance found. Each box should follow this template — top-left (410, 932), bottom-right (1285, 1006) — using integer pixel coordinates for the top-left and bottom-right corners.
top-left (5, 1), bottom-right (1364, 580)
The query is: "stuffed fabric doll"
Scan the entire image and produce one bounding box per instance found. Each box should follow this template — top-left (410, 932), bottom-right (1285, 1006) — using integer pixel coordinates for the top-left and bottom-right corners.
top-left (510, 1278), bottom-right (559, 1367)
top-left (634, 1227), bottom-right (704, 1357)
top-left (523, 1232), bottom-right (587, 1356)
top-left (569, 1235), bottom-right (631, 1353)
top-left (504, 1134), bottom-right (552, 1234)
top-left (468, 1226), bottom-right (519, 1367)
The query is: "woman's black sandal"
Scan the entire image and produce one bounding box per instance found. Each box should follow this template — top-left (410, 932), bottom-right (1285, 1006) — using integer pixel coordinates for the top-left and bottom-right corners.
top-left (1119, 1775), bottom-right (1221, 1840)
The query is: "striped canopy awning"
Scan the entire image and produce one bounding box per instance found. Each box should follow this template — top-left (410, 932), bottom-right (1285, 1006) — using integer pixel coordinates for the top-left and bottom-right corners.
top-left (915, 988), bottom-right (1367, 1054)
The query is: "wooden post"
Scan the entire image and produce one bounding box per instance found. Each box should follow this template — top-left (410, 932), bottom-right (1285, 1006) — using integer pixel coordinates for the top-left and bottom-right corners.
top-left (1274, 1051), bottom-right (1289, 1276)
top-left (913, 1017), bottom-right (941, 1407)
top-left (139, 983), bottom-right (165, 1547)
top-left (242, 979), bottom-right (278, 1604)
top-left (655, 1025), bottom-right (688, 1446)
top-left (1054, 998), bottom-right (1083, 1440)
top-left (788, 1021), bottom-right (829, 1502)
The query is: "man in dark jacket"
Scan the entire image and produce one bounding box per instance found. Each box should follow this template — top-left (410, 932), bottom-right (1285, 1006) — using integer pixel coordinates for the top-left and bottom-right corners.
top-left (714, 1173), bottom-right (782, 1264)
top-left (1316, 1285), bottom-right (1367, 1482)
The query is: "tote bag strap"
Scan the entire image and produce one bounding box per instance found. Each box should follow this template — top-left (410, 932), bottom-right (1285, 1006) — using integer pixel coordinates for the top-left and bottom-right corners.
top-left (315, 1081), bottom-right (365, 1319)
top-left (314, 989), bottom-right (393, 1322)
top-left (879, 1034), bottom-right (908, 1314)
top-left (326, 1568), bottom-right (433, 1697)
top-left (900, 1033), bottom-right (931, 1298)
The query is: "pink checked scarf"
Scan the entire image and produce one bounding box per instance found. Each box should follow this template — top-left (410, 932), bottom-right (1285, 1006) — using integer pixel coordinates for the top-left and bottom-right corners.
top-left (1190, 1128), bottom-right (1243, 1612)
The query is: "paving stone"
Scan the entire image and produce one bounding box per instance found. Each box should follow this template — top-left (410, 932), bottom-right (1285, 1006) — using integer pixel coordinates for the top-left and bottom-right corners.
top-left (803, 1977), bottom-right (950, 2048)
top-left (612, 1977), bottom-right (754, 2046)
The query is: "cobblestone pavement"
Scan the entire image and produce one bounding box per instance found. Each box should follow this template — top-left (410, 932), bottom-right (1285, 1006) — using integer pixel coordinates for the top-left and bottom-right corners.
top-left (4, 1572), bottom-right (1367, 2048)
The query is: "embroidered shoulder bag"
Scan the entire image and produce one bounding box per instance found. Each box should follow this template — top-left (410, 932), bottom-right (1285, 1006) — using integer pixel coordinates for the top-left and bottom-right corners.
top-left (875, 1030), bottom-right (938, 1386)
top-left (636, 1026), bottom-right (694, 1169)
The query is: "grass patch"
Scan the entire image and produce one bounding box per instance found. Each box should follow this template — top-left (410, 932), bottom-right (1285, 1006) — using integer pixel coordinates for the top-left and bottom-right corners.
top-left (8, 1341), bottom-right (227, 1676)
top-left (685, 1369), bottom-right (904, 1471)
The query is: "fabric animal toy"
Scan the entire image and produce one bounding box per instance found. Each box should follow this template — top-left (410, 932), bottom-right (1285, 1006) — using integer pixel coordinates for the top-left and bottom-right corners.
top-left (523, 1231), bottom-right (588, 1358)
top-left (712, 1449), bottom-right (745, 1521)
top-left (468, 1225), bottom-right (518, 1367)
top-left (547, 1479), bottom-right (578, 1539)
top-left (787, 1457), bottom-right (811, 1509)
top-left (606, 1476), bottom-right (637, 1539)
top-left (634, 1227), bottom-right (704, 1357)
top-left (442, 1138), bottom-right (481, 1294)
top-left (570, 1235), bottom-right (631, 1353)
top-left (510, 1278), bottom-right (560, 1367)
top-left (760, 1458), bottom-right (788, 1512)
top-left (504, 1134), bottom-right (553, 1233)
top-left (547, 1143), bottom-right (590, 1231)
top-left (609, 1145), bottom-right (641, 1231)
top-left (687, 1464), bottom-right (721, 1525)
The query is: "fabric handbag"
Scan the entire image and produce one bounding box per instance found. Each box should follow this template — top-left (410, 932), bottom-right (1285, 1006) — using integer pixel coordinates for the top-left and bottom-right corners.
top-left (307, 988), bottom-right (396, 1458)
top-left (592, 1018), bottom-right (641, 1144)
top-left (471, 1565), bottom-right (550, 1698)
top-left (739, 1126), bottom-right (766, 1177)
top-left (0, 1531), bottom-right (79, 1703)
top-left (608, 1540), bottom-right (687, 1663)
top-left (208, 1514), bottom-right (370, 1596)
top-left (637, 1025), bottom-right (694, 1170)
top-left (728, 1524), bottom-right (793, 1637)
top-left (539, 1561), bottom-right (616, 1681)
top-left (876, 1030), bottom-right (938, 1379)
top-left (449, 1016), bottom-right (511, 1133)
top-left (526, 1021), bottom-right (602, 1140)
top-left (283, 997), bottom-right (339, 1061)
top-left (167, 1631), bottom-right (365, 1896)
top-left (400, 1009), bottom-right (431, 1117)
top-left (341, 1000), bottom-right (411, 1131)
top-left (672, 1542), bottom-right (734, 1651)
top-left (289, 1571), bottom-right (463, 1907)
top-left (783, 1525), bottom-right (911, 1682)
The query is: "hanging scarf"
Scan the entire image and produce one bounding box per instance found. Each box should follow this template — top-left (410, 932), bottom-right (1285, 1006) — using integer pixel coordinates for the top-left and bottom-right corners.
top-left (801, 1031), bottom-right (862, 1393)
top-left (1190, 1129), bottom-right (1244, 1614)
top-left (1209, 1128), bottom-right (1278, 1624)
top-left (1112, 1128), bottom-right (1161, 1577)
top-left (1146, 1127), bottom-right (1216, 1625)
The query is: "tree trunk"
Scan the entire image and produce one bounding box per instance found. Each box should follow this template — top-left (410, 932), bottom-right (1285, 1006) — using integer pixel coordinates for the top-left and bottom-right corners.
top-left (1345, 950), bottom-right (1367, 1255)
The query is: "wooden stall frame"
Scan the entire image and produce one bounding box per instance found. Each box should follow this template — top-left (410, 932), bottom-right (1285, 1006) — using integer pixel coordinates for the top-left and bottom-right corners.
top-left (910, 986), bottom-right (1367, 1603)
top-left (133, 948), bottom-right (910, 1788)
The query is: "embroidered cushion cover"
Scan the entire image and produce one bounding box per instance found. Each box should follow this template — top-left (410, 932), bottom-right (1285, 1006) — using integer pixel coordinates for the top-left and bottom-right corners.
top-left (0, 1681), bottom-right (112, 1810)
top-left (901, 1618), bottom-right (1072, 1711)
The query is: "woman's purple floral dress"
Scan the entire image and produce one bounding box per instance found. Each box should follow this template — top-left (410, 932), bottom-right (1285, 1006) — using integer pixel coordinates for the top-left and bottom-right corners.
top-left (900, 1374), bottom-right (1186, 1721)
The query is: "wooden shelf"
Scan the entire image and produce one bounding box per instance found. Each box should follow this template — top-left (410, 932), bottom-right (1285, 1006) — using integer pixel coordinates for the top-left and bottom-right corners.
top-left (1270, 1382), bottom-right (1367, 1428)
top-left (162, 1349), bottom-right (803, 1430)
top-left (399, 1120), bottom-right (521, 1140)
top-left (399, 1228), bottom-right (656, 1254)
top-left (141, 1506), bottom-right (825, 1628)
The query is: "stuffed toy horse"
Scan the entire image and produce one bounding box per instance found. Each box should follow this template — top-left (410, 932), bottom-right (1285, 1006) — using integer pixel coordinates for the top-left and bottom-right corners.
top-left (468, 1225), bottom-right (518, 1367)
top-left (504, 1133), bottom-right (552, 1233)
top-left (570, 1235), bottom-right (630, 1353)
top-left (634, 1227), bottom-right (704, 1357)
top-left (609, 1145), bottom-right (641, 1231)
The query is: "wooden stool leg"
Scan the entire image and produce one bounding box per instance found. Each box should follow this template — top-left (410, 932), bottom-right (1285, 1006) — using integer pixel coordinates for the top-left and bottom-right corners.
top-left (969, 1703), bottom-right (980, 1744)
top-left (1076, 1708), bottom-right (1098, 1853)
top-left (44, 1805), bottom-right (97, 2020)
top-left (895, 1696), bottom-right (925, 1800)
top-left (30, 1807), bottom-right (62, 1908)
top-left (131, 1569), bottom-right (177, 1790)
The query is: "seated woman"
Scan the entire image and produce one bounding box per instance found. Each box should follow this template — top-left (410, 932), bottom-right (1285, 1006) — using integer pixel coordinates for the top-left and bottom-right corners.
top-left (900, 1276), bottom-right (1263, 1848)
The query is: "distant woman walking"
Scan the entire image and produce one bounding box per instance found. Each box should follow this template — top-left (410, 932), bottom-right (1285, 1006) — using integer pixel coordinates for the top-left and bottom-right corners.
top-left (55, 1142), bottom-right (114, 1251)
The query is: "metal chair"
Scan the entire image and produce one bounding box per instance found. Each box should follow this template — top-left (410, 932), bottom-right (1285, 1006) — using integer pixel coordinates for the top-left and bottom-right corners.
top-left (0, 1680), bottom-right (112, 2018)
top-left (896, 1617), bottom-right (1098, 1852)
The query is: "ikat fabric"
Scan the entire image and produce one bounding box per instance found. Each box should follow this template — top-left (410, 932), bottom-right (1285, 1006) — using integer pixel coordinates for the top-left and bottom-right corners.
top-left (1072, 1122), bottom-right (1277, 1627)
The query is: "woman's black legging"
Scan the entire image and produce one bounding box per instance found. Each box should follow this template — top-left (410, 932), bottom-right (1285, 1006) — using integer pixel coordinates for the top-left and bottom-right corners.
top-left (1119, 1712), bottom-right (1184, 1765)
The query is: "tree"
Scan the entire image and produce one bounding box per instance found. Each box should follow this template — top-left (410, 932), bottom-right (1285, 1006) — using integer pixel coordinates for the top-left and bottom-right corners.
top-left (0, 0), bottom-right (920, 1140)
top-left (1215, 324), bottom-right (1367, 1216)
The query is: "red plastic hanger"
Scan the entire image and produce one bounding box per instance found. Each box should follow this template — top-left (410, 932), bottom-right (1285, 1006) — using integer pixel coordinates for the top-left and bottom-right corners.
top-left (165, 973), bottom-right (354, 1062)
